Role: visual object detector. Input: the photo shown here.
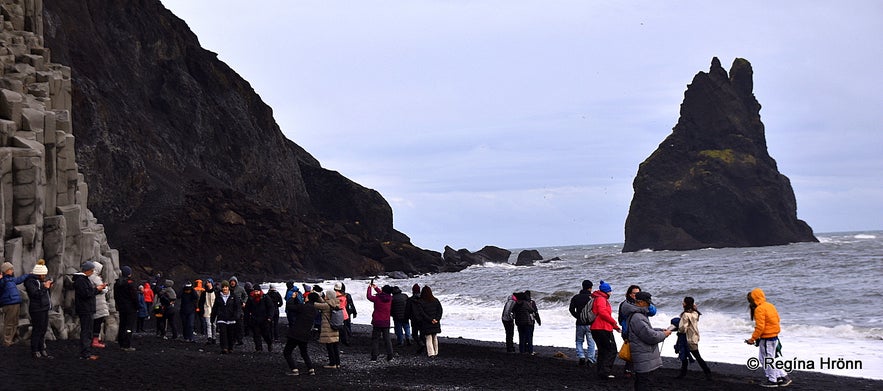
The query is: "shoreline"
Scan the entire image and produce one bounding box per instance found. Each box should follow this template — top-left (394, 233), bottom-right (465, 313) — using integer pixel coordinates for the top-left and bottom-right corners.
top-left (5, 324), bottom-right (882, 390)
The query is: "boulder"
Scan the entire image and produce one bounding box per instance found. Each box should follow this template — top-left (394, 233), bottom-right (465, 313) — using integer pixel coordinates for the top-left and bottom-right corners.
top-left (515, 250), bottom-right (543, 266)
top-left (622, 57), bottom-right (817, 252)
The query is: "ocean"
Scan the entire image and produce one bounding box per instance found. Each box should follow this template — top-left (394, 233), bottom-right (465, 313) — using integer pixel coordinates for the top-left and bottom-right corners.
top-left (276, 230), bottom-right (883, 380)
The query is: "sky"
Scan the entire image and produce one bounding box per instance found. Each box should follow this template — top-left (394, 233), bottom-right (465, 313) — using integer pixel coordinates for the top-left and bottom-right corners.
top-left (161, 1), bottom-right (882, 252)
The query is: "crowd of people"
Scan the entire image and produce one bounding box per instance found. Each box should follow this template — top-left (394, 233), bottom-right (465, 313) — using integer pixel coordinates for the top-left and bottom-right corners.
top-left (1, 261), bottom-right (793, 388)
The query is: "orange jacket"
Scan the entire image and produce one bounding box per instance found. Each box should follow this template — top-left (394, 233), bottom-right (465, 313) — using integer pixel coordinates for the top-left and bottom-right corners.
top-left (748, 288), bottom-right (780, 341)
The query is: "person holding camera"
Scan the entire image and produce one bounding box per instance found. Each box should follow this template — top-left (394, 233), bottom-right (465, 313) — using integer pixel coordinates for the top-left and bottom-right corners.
top-left (24, 260), bottom-right (53, 358)
top-left (623, 291), bottom-right (672, 391)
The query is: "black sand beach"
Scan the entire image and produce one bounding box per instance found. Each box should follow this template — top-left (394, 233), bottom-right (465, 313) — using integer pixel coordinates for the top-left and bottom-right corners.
top-left (5, 325), bottom-right (881, 390)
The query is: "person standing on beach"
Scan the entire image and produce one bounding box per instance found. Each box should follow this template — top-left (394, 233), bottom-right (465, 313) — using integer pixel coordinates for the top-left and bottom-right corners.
top-left (676, 296), bottom-right (712, 379)
top-left (142, 282), bottom-right (154, 332)
top-left (213, 280), bottom-right (242, 354)
top-left (569, 280), bottom-right (596, 366)
top-left (343, 283), bottom-right (357, 339)
top-left (197, 279), bottom-right (216, 344)
top-left (136, 285), bottom-right (149, 332)
top-left (619, 285), bottom-right (655, 377)
top-left (367, 284), bottom-right (394, 362)
top-left (1, 261), bottom-right (29, 347)
top-left (390, 286), bottom-right (412, 346)
top-left (590, 280), bottom-right (620, 380)
top-left (24, 260), bottom-right (52, 358)
top-left (113, 265), bottom-right (139, 351)
top-left (405, 284), bottom-right (422, 349)
top-left (74, 261), bottom-right (106, 360)
top-left (245, 285), bottom-right (274, 352)
top-left (413, 285), bottom-right (444, 357)
top-left (229, 276), bottom-right (247, 345)
top-left (512, 290), bottom-right (541, 355)
top-left (159, 279), bottom-right (179, 339)
top-left (283, 289), bottom-right (318, 376)
top-left (745, 288), bottom-right (792, 388)
top-left (624, 291), bottom-right (672, 391)
top-left (88, 262), bottom-right (109, 349)
top-left (179, 281), bottom-right (199, 342)
top-left (333, 283), bottom-right (352, 346)
top-left (313, 291), bottom-right (342, 368)
top-left (267, 284), bottom-right (283, 342)
top-left (501, 292), bottom-right (517, 353)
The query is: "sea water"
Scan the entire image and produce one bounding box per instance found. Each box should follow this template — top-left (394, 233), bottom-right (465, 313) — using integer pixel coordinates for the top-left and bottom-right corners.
top-left (272, 231), bottom-right (883, 380)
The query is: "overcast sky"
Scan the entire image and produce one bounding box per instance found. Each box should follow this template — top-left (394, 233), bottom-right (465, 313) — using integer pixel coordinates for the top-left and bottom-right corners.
top-left (161, 1), bottom-right (882, 252)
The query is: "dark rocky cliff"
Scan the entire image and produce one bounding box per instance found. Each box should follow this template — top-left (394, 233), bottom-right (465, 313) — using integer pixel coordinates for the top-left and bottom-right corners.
top-left (41, 0), bottom-right (443, 280)
top-left (622, 57), bottom-right (817, 252)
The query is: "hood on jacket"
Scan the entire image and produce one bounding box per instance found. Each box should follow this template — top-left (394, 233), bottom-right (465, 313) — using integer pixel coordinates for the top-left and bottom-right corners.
top-left (748, 288), bottom-right (766, 306)
top-left (591, 290), bottom-right (610, 300)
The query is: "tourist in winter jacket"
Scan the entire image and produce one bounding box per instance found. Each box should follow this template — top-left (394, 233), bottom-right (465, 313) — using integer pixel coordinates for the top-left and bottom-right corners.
top-left (333, 283), bottom-right (351, 345)
top-left (283, 292), bottom-right (319, 376)
top-left (511, 290), bottom-right (541, 355)
top-left (501, 292), bottom-right (517, 353)
top-left (405, 284), bottom-right (422, 347)
top-left (412, 285), bottom-right (444, 357)
top-left (590, 280), bottom-right (621, 380)
top-left (367, 284), bottom-right (394, 361)
top-left (745, 288), bottom-right (792, 387)
top-left (159, 280), bottom-right (179, 339)
top-left (568, 280), bottom-right (596, 365)
top-left (312, 291), bottom-right (342, 368)
top-left (113, 265), bottom-right (139, 351)
top-left (622, 291), bottom-right (671, 391)
top-left (88, 261), bottom-right (110, 349)
top-left (212, 280), bottom-right (242, 354)
top-left (266, 284), bottom-right (284, 341)
top-left (197, 279), bottom-right (217, 343)
top-left (1, 261), bottom-right (30, 347)
top-left (390, 286), bottom-right (412, 346)
top-left (136, 285), bottom-right (149, 332)
top-left (179, 281), bottom-right (199, 342)
top-left (24, 260), bottom-right (52, 358)
top-left (676, 296), bottom-right (712, 379)
top-left (245, 287), bottom-right (274, 352)
top-left (229, 276), bottom-right (247, 344)
top-left (74, 261), bottom-right (106, 360)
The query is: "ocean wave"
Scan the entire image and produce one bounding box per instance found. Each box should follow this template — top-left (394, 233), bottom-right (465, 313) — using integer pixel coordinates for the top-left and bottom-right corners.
top-left (854, 234), bottom-right (876, 239)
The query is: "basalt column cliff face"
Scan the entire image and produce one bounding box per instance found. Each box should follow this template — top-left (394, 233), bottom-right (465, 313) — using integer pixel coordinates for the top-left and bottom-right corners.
top-left (622, 57), bottom-right (817, 252)
top-left (41, 0), bottom-right (445, 279)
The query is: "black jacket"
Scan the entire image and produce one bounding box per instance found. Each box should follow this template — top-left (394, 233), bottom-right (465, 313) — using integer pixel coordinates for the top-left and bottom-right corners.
top-left (391, 292), bottom-right (409, 320)
top-left (512, 293), bottom-right (541, 327)
top-left (285, 298), bottom-right (318, 342)
top-left (114, 277), bottom-right (139, 313)
top-left (212, 292), bottom-right (243, 323)
top-left (413, 298), bottom-right (443, 335)
top-left (568, 289), bottom-right (593, 325)
top-left (24, 276), bottom-right (50, 313)
top-left (245, 295), bottom-right (274, 325)
top-left (179, 287), bottom-right (199, 315)
top-left (74, 273), bottom-right (99, 316)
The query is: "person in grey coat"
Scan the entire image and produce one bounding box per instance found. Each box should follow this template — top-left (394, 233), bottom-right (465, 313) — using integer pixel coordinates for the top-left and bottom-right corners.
top-left (623, 291), bottom-right (672, 391)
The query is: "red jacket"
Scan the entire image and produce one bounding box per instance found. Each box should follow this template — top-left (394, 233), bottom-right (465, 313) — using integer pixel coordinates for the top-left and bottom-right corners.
top-left (589, 290), bottom-right (620, 332)
top-left (143, 283), bottom-right (155, 304)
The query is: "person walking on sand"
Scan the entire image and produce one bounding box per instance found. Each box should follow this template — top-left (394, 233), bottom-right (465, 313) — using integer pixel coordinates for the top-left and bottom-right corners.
top-left (569, 280), bottom-right (596, 366)
top-left (283, 289), bottom-right (318, 376)
top-left (746, 288), bottom-right (792, 388)
top-left (413, 285), bottom-right (444, 357)
top-left (312, 291), bottom-right (342, 368)
top-left (501, 292), bottom-right (517, 353)
top-left (675, 296), bottom-right (712, 379)
top-left (74, 261), bottom-right (107, 360)
top-left (267, 284), bottom-right (284, 342)
top-left (1, 261), bottom-right (30, 347)
top-left (512, 290), bottom-right (541, 355)
top-left (114, 265), bottom-right (139, 351)
top-left (590, 280), bottom-right (621, 380)
top-left (367, 283), bottom-right (395, 362)
top-left (197, 279), bottom-right (217, 344)
top-left (213, 280), bottom-right (243, 354)
top-left (24, 260), bottom-right (53, 358)
top-left (179, 281), bottom-right (199, 342)
top-left (245, 285), bottom-right (274, 352)
top-left (623, 291), bottom-right (672, 391)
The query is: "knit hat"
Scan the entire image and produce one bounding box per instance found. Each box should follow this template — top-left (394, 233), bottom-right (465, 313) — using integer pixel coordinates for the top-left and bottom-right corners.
top-left (32, 259), bottom-right (48, 275)
top-left (81, 261), bottom-right (95, 272)
top-left (581, 280), bottom-right (593, 290)
top-left (599, 280), bottom-right (612, 293)
top-left (206, 278), bottom-right (214, 285)
top-left (221, 280), bottom-right (230, 288)
top-left (184, 281), bottom-right (193, 288)
top-left (334, 282), bottom-right (343, 291)
top-left (165, 279), bottom-right (174, 287)
top-left (312, 285), bottom-right (323, 292)
top-left (303, 284), bottom-right (312, 292)
top-left (412, 283), bottom-right (420, 294)
top-left (121, 265), bottom-right (132, 277)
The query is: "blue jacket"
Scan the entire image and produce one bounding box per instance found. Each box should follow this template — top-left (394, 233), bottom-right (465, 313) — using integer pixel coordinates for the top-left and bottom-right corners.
top-left (1, 273), bottom-right (30, 306)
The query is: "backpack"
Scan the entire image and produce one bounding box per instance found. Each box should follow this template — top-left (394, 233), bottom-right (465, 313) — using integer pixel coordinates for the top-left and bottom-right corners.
top-left (325, 308), bottom-right (344, 331)
top-left (578, 296), bottom-right (596, 324)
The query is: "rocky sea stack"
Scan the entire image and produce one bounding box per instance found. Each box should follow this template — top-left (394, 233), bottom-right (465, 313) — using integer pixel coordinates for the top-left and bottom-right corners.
top-left (40, 0), bottom-right (445, 280)
top-left (622, 57), bottom-right (817, 252)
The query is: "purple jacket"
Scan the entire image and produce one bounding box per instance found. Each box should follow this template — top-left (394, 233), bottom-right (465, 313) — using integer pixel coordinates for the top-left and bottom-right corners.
top-left (367, 286), bottom-right (392, 328)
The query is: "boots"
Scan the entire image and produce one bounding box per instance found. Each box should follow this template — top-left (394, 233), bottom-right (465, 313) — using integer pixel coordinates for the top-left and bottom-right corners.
top-left (91, 337), bottom-right (106, 348)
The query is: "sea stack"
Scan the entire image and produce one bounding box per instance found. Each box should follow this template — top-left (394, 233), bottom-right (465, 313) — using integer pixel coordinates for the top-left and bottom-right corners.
top-left (622, 57), bottom-right (817, 252)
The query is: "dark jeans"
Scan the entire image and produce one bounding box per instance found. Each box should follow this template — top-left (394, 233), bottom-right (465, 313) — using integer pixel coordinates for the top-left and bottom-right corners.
top-left (181, 312), bottom-right (195, 341)
top-left (503, 320), bottom-right (515, 352)
top-left (284, 337), bottom-right (312, 370)
top-left (92, 317), bottom-right (105, 338)
top-left (371, 326), bottom-right (394, 360)
top-left (78, 313), bottom-right (94, 358)
top-left (680, 349), bottom-right (711, 375)
top-left (325, 342), bottom-right (341, 365)
top-left (251, 321), bottom-right (272, 351)
top-left (393, 318), bottom-right (411, 344)
top-left (591, 329), bottom-right (617, 378)
top-left (29, 310), bottom-right (49, 353)
top-left (118, 310), bottom-right (136, 348)
top-left (516, 323), bottom-right (534, 353)
top-left (164, 313), bottom-right (178, 338)
top-left (217, 322), bottom-right (236, 351)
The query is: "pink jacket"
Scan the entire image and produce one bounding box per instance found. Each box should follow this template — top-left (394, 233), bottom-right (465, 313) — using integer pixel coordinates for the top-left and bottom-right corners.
top-left (367, 286), bottom-right (392, 328)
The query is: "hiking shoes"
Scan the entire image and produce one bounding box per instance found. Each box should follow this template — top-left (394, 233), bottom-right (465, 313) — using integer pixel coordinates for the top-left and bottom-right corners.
top-left (777, 376), bottom-right (793, 387)
top-left (287, 369), bottom-right (299, 376)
